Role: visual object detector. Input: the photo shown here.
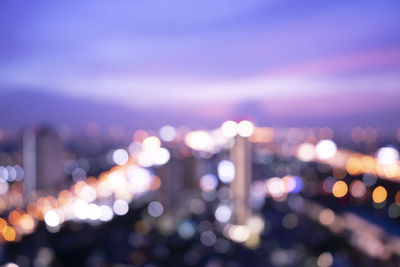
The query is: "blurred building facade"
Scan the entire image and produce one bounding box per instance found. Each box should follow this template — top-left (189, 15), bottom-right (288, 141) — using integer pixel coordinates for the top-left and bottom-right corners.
top-left (230, 136), bottom-right (252, 224)
top-left (155, 153), bottom-right (202, 218)
top-left (23, 127), bottom-right (66, 194)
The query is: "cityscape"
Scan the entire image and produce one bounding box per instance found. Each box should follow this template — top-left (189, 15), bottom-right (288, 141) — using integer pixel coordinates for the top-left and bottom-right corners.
top-left (0, 123), bottom-right (399, 266)
top-left (1, 0), bottom-right (400, 266)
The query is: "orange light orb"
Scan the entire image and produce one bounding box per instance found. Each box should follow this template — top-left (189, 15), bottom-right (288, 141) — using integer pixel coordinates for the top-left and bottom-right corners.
top-left (372, 186), bottom-right (387, 204)
top-left (332, 181), bottom-right (348, 198)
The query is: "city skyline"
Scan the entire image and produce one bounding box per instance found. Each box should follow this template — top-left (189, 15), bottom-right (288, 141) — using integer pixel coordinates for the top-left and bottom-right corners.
top-left (1, 1), bottom-right (400, 266)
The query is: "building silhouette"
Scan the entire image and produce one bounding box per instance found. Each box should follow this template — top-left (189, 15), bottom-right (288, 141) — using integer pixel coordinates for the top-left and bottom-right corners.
top-left (23, 126), bottom-right (66, 194)
top-left (230, 135), bottom-right (252, 225)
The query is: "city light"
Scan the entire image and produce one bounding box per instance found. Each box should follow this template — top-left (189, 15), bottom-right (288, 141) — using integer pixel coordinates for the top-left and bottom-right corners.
top-left (372, 186), bottom-right (387, 204)
top-left (113, 200), bottom-right (129, 216)
top-left (217, 160), bottom-right (235, 183)
top-left (113, 149), bottom-right (129, 165)
top-left (44, 210), bottom-right (60, 227)
top-left (297, 143), bottom-right (315, 162)
top-left (377, 147), bottom-right (399, 165)
top-left (215, 205), bottom-right (232, 223)
top-left (2, 1), bottom-right (400, 265)
top-left (142, 136), bottom-right (161, 152)
top-left (159, 125), bottom-right (177, 142)
top-left (220, 120), bottom-right (238, 138)
top-left (315, 140), bottom-right (337, 160)
top-left (200, 174), bottom-right (219, 192)
top-left (332, 181), bottom-right (348, 198)
top-left (237, 120), bottom-right (254, 137)
top-left (147, 201), bottom-right (164, 218)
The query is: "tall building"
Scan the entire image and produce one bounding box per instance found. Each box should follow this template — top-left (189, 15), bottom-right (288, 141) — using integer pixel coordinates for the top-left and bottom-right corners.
top-left (23, 126), bottom-right (66, 194)
top-left (230, 135), bottom-right (252, 225)
top-left (155, 152), bottom-right (202, 217)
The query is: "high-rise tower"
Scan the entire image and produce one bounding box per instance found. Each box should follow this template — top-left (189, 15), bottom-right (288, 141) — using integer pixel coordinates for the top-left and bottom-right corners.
top-left (23, 127), bottom-right (66, 194)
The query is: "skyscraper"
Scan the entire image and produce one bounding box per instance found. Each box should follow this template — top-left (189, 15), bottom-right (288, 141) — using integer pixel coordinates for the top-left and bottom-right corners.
top-left (23, 126), bottom-right (66, 194)
top-left (230, 135), bottom-right (252, 225)
top-left (155, 152), bottom-right (202, 217)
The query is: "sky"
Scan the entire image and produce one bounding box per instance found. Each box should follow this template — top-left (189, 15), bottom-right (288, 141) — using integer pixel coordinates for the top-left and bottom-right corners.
top-left (1, 0), bottom-right (400, 110)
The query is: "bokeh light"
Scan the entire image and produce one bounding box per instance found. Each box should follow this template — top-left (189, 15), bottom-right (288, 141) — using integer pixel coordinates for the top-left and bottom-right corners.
top-left (372, 186), bottom-right (387, 204)
top-left (217, 160), bottom-right (235, 183)
top-left (315, 140), bottom-right (337, 160)
top-left (220, 120), bottom-right (238, 138)
top-left (332, 181), bottom-right (348, 198)
top-left (237, 120), bottom-right (254, 137)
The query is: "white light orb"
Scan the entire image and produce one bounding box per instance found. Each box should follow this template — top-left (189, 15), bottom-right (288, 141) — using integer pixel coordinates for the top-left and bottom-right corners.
top-left (177, 220), bottom-right (196, 239)
top-left (153, 148), bottom-right (170, 166)
top-left (113, 199), bottom-right (129, 216)
top-left (142, 136), bottom-right (161, 152)
top-left (184, 131), bottom-right (213, 151)
top-left (99, 205), bottom-right (114, 222)
top-left (377, 147), bottom-right (399, 165)
top-left (87, 203), bottom-right (101, 220)
top-left (44, 210), bottom-right (60, 227)
top-left (315, 140), bottom-right (337, 160)
top-left (215, 206), bottom-right (232, 223)
top-left (218, 160), bottom-right (235, 183)
top-left (297, 143), bottom-right (315, 162)
top-left (159, 125), bottom-right (176, 142)
top-left (265, 177), bottom-right (286, 198)
top-left (237, 120), bottom-right (254, 137)
top-left (147, 201), bottom-right (164, 217)
top-left (200, 174), bottom-right (219, 192)
top-left (221, 120), bottom-right (238, 138)
top-left (113, 149), bottom-right (129, 165)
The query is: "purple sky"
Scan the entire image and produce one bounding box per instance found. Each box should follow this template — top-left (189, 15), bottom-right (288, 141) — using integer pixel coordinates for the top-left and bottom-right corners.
top-left (1, 0), bottom-right (400, 111)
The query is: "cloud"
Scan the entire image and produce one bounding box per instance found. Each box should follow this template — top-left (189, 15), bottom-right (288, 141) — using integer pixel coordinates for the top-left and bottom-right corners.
top-left (0, 0), bottom-right (399, 108)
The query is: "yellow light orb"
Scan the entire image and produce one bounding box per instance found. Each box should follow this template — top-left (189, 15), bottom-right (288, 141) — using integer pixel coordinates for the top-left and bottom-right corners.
top-left (395, 191), bottom-right (400, 205)
top-left (332, 181), bottom-right (348, 198)
top-left (19, 214), bottom-right (35, 231)
top-left (372, 186), bottom-right (387, 204)
top-left (2, 226), bottom-right (16, 241)
top-left (0, 218), bottom-right (7, 232)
